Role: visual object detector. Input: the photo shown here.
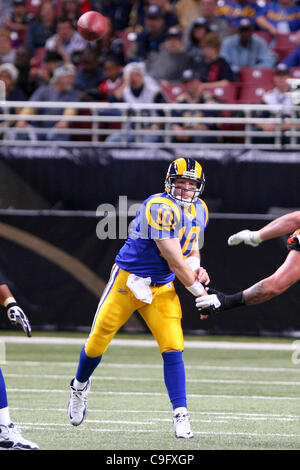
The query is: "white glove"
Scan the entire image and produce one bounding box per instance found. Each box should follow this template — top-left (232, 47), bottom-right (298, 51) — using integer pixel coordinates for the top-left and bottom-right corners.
top-left (6, 302), bottom-right (32, 337)
top-left (228, 229), bottom-right (262, 247)
top-left (195, 294), bottom-right (221, 310)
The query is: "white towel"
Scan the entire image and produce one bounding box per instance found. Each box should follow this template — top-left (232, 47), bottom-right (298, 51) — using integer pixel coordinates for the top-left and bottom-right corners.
top-left (126, 274), bottom-right (153, 304)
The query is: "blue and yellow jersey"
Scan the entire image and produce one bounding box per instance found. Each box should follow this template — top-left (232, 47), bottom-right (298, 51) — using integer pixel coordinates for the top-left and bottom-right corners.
top-left (115, 192), bottom-right (209, 284)
top-left (216, 0), bottom-right (262, 28)
top-left (257, 2), bottom-right (300, 31)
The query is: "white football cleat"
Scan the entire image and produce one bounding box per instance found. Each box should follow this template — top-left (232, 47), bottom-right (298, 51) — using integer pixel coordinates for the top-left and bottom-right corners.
top-left (173, 411), bottom-right (194, 439)
top-left (68, 378), bottom-right (91, 426)
top-left (0, 423), bottom-right (39, 450)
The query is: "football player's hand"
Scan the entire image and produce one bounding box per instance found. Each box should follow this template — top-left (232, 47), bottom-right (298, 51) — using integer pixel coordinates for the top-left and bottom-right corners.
top-left (6, 302), bottom-right (32, 337)
top-left (195, 267), bottom-right (210, 285)
top-left (228, 229), bottom-right (261, 247)
top-left (195, 288), bottom-right (226, 318)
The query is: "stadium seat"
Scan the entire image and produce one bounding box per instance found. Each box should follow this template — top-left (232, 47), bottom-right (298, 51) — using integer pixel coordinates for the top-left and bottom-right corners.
top-left (161, 82), bottom-right (185, 102)
top-left (273, 33), bottom-right (299, 61)
top-left (114, 30), bottom-right (137, 61)
top-left (239, 83), bottom-right (273, 103)
top-left (239, 67), bottom-right (274, 85)
top-left (203, 83), bottom-right (239, 103)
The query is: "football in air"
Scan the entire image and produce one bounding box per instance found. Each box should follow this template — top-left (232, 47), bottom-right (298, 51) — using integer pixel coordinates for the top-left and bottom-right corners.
top-left (77, 11), bottom-right (108, 41)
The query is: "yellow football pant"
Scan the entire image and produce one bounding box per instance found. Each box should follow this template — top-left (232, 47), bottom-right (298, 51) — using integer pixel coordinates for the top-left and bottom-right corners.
top-left (84, 265), bottom-right (184, 357)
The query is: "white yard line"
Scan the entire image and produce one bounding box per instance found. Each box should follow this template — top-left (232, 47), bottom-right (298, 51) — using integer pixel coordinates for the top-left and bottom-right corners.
top-left (0, 336), bottom-right (298, 351)
top-left (6, 388), bottom-right (300, 400)
top-left (10, 408), bottom-right (299, 419)
top-left (16, 421), bottom-right (300, 438)
top-left (4, 373), bottom-right (300, 386)
top-left (2, 361), bottom-right (300, 374)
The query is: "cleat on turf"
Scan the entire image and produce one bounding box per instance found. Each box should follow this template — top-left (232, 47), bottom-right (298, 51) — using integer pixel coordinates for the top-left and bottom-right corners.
top-left (0, 423), bottom-right (39, 450)
top-left (68, 378), bottom-right (91, 426)
top-left (173, 412), bottom-right (194, 439)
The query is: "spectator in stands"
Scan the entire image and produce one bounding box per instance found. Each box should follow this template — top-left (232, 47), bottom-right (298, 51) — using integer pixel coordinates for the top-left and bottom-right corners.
top-left (253, 63), bottom-right (299, 144)
top-left (215, 0), bottom-right (262, 32)
top-left (0, 0), bottom-right (14, 27)
top-left (14, 45), bottom-right (33, 97)
top-left (97, 55), bottom-right (123, 100)
top-left (171, 68), bottom-right (220, 144)
top-left (191, 32), bottom-right (233, 87)
top-left (133, 0), bottom-right (179, 30)
top-left (0, 63), bottom-right (26, 101)
top-left (106, 61), bottom-right (166, 143)
top-left (99, 0), bottom-right (133, 32)
top-left (146, 27), bottom-right (193, 83)
top-left (59, 0), bottom-right (82, 29)
top-left (2, 0), bottom-right (33, 48)
top-left (80, 55), bottom-right (123, 101)
top-left (14, 63), bottom-right (81, 141)
top-left (199, 0), bottom-right (230, 41)
top-left (45, 17), bottom-right (88, 65)
top-left (256, 0), bottom-right (300, 38)
top-left (74, 47), bottom-right (104, 91)
top-left (220, 19), bottom-right (275, 77)
top-left (175, 0), bottom-right (203, 30)
top-left (283, 43), bottom-right (300, 67)
top-left (29, 50), bottom-right (64, 89)
top-left (25, 0), bottom-right (57, 54)
top-left (136, 5), bottom-right (168, 59)
top-left (0, 28), bottom-right (16, 64)
top-left (0, 63), bottom-right (27, 138)
top-left (184, 17), bottom-right (210, 58)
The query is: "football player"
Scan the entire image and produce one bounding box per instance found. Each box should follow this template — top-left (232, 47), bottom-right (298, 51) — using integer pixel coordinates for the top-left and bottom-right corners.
top-left (68, 157), bottom-right (210, 439)
top-left (0, 279), bottom-right (39, 450)
top-left (196, 210), bottom-right (300, 312)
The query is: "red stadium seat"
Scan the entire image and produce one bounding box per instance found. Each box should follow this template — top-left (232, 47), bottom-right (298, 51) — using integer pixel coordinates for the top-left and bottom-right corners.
top-left (115, 30), bottom-right (137, 61)
top-left (239, 67), bottom-right (274, 85)
top-left (161, 83), bottom-right (185, 102)
top-left (203, 83), bottom-right (239, 103)
top-left (273, 33), bottom-right (299, 61)
top-left (239, 83), bottom-right (273, 103)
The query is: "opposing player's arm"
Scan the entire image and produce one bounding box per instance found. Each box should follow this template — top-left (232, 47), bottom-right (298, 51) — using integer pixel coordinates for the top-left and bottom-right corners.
top-left (228, 211), bottom-right (300, 246)
top-left (196, 250), bottom-right (300, 312)
top-left (243, 249), bottom-right (300, 304)
top-left (258, 211), bottom-right (300, 242)
top-left (155, 239), bottom-right (206, 296)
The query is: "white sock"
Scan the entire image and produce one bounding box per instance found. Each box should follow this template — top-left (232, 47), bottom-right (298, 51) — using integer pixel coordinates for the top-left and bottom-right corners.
top-left (74, 378), bottom-right (87, 390)
top-left (174, 407), bottom-right (187, 416)
top-left (0, 406), bottom-right (11, 426)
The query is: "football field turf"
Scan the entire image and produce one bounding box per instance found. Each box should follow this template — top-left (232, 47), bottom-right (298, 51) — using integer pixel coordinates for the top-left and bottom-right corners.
top-left (1, 331), bottom-right (300, 451)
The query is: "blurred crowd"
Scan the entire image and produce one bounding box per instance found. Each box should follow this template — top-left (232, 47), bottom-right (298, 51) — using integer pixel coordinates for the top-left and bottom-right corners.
top-left (1, 0), bottom-right (300, 143)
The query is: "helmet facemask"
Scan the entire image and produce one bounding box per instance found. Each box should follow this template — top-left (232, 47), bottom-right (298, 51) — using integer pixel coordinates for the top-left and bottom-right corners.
top-left (165, 158), bottom-right (205, 208)
top-left (165, 175), bottom-right (205, 208)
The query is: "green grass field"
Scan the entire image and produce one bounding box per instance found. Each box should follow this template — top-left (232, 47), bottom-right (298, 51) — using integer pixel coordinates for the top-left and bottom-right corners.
top-left (1, 331), bottom-right (300, 451)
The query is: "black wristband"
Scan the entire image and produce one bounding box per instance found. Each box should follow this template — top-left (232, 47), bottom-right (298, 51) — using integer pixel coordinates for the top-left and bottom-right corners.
top-left (223, 292), bottom-right (245, 310)
top-left (6, 302), bottom-right (18, 309)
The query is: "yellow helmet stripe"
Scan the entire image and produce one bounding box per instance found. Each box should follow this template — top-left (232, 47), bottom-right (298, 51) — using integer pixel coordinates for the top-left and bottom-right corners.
top-left (175, 158), bottom-right (187, 175)
top-left (195, 162), bottom-right (203, 179)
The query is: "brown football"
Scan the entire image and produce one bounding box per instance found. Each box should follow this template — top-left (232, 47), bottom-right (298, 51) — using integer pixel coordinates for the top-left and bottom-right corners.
top-left (77, 11), bottom-right (108, 42)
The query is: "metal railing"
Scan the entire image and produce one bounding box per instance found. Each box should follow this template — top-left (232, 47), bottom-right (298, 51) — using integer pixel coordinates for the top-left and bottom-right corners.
top-left (0, 100), bottom-right (299, 149)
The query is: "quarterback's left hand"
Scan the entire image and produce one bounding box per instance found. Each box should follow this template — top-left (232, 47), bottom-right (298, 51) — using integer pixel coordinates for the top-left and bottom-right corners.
top-left (195, 267), bottom-right (210, 285)
top-left (6, 302), bottom-right (32, 337)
